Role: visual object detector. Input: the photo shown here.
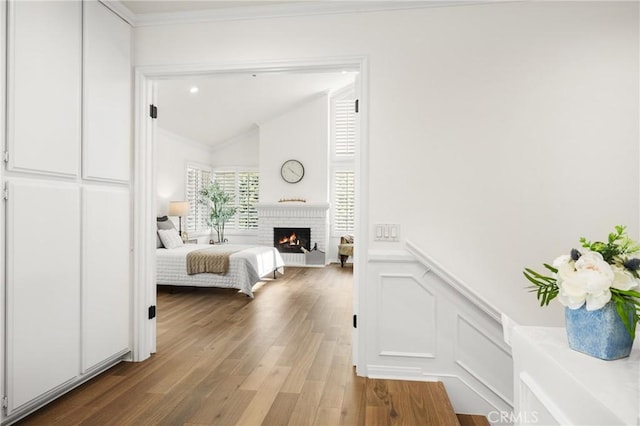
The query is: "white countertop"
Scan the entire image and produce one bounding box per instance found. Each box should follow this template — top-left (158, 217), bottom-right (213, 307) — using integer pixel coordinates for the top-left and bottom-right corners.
top-left (514, 326), bottom-right (639, 425)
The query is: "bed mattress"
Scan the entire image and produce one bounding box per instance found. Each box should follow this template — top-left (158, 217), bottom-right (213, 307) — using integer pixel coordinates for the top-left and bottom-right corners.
top-left (156, 244), bottom-right (285, 297)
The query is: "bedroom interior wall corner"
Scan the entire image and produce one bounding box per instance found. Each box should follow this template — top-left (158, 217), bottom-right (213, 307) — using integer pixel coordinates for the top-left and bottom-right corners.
top-left (155, 129), bottom-right (213, 215)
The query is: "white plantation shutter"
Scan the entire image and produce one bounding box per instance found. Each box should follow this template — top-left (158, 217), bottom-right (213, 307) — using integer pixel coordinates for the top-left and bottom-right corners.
top-left (331, 87), bottom-right (356, 236)
top-left (186, 166), bottom-right (211, 232)
top-left (335, 99), bottom-right (356, 156)
top-left (213, 171), bottom-right (236, 195)
top-left (213, 171), bottom-right (237, 230)
top-left (214, 170), bottom-right (259, 230)
top-left (334, 170), bottom-right (355, 233)
top-left (237, 172), bottom-right (259, 229)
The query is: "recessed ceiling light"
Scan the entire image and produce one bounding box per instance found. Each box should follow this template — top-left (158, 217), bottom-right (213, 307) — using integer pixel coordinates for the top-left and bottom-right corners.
top-left (189, 86), bottom-right (199, 93)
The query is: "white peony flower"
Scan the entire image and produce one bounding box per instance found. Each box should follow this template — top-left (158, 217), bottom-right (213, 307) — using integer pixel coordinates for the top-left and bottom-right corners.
top-left (557, 285), bottom-right (586, 309)
top-left (573, 251), bottom-right (614, 294)
top-left (611, 265), bottom-right (639, 291)
top-left (585, 289), bottom-right (612, 310)
top-left (555, 251), bottom-right (615, 310)
top-left (553, 255), bottom-right (572, 268)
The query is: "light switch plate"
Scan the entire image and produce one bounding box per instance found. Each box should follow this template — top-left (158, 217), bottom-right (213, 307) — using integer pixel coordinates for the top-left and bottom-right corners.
top-left (374, 224), bottom-right (400, 241)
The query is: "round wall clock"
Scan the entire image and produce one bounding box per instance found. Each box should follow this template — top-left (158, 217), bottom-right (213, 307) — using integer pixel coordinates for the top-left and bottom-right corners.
top-left (281, 159), bottom-right (305, 184)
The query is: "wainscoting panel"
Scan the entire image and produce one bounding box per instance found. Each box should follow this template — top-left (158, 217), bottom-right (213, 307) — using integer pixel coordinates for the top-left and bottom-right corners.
top-left (378, 274), bottom-right (436, 359)
top-left (455, 315), bottom-right (513, 404)
top-left (366, 248), bottom-right (513, 420)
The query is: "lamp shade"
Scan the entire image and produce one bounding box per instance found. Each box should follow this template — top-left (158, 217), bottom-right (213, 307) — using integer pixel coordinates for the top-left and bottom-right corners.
top-left (168, 201), bottom-right (189, 217)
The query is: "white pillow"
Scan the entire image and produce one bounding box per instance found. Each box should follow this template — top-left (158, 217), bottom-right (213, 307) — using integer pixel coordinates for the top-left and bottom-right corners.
top-left (158, 228), bottom-right (184, 249)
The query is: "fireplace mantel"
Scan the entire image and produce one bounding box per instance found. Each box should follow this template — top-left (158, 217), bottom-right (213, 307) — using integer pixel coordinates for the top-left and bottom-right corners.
top-left (255, 202), bottom-right (330, 215)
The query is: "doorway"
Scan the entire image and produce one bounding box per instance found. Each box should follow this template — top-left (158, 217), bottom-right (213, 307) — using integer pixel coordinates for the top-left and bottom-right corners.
top-left (132, 57), bottom-right (369, 374)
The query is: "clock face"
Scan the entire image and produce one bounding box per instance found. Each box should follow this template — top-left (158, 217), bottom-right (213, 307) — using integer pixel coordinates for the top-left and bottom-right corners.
top-left (281, 159), bottom-right (304, 184)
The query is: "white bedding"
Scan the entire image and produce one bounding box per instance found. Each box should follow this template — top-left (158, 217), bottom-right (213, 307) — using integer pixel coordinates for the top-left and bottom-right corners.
top-left (156, 244), bottom-right (285, 297)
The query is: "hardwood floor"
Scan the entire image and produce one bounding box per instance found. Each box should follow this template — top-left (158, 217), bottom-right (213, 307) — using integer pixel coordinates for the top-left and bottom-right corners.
top-left (18, 265), bottom-right (480, 425)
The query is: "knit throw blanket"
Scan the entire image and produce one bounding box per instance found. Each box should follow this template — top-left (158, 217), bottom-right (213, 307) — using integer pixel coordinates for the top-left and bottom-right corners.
top-left (186, 247), bottom-right (238, 275)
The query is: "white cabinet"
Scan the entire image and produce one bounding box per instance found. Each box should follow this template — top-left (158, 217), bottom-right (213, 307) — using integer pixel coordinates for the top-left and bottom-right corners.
top-left (2, 0), bottom-right (132, 420)
top-left (82, 186), bottom-right (131, 372)
top-left (83, 0), bottom-right (132, 182)
top-left (512, 326), bottom-right (639, 425)
top-left (5, 180), bottom-right (81, 414)
top-left (7, 0), bottom-right (81, 177)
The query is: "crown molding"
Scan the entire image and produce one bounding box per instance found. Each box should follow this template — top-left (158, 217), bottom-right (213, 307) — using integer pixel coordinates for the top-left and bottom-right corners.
top-left (130, 1), bottom-right (482, 27)
top-left (99, 0), bottom-right (136, 25)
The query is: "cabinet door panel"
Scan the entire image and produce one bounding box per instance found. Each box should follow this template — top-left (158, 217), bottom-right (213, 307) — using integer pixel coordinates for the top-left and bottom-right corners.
top-left (6, 180), bottom-right (80, 413)
top-left (82, 186), bottom-right (131, 371)
top-left (83, 1), bottom-right (132, 182)
top-left (7, 0), bottom-right (81, 177)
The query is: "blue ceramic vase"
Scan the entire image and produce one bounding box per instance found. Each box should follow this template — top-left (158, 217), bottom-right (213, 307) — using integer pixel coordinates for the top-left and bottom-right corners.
top-left (565, 301), bottom-right (634, 360)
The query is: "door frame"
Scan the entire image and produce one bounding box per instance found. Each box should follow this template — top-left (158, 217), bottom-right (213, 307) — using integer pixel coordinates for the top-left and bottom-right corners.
top-left (131, 57), bottom-right (370, 374)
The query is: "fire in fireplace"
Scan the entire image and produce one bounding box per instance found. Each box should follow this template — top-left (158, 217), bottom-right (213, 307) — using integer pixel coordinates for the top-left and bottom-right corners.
top-left (274, 227), bottom-right (311, 253)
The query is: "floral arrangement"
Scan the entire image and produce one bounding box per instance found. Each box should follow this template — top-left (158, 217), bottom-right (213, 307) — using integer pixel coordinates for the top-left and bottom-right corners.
top-left (524, 225), bottom-right (640, 338)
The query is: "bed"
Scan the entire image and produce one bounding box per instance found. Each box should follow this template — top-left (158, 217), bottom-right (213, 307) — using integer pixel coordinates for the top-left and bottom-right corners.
top-left (156, 243), bottom-right (285, 297)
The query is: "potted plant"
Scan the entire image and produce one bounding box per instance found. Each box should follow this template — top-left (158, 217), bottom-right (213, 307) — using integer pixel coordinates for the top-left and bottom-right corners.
top-left (524, 225), bottom-right (640, 360)
top-left (199, 181), bottom-right (237, 243)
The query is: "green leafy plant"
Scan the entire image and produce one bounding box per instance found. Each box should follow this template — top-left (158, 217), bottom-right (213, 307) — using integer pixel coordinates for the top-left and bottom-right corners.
top-left (524, 226), bottom-right (640, 338)
top-left (199, 182), bottom-right (237, 243)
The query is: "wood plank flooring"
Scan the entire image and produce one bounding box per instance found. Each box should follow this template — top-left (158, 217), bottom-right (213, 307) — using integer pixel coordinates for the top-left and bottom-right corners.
top-left (17, 265), bottom-right (480, 426)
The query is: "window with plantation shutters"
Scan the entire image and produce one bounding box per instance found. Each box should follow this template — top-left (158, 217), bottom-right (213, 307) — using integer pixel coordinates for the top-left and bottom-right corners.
top-left (238, 172), bottom-right (259, 229)
top-left (334, 170), bottom-right (355, 232)
top-left (186, 165), bottom-right (212, 232)
top-left (335, 99), bottom-right (356, 157)
top-left (331, 85), bottom-right (356, 236)
top-left (214, 170), bottom-right (259, 230)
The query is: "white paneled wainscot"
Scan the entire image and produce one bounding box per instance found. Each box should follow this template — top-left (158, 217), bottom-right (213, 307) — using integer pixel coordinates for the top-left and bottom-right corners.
top-left (364, 244), bottom-right (513, 420)
top-left (2, 1), bottom-right (132, 423)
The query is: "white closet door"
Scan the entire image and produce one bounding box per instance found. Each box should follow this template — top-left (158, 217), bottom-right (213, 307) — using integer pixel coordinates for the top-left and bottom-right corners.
top-left (5, 180), bottom-right (81, 414)
top-left (83, 0), bottom-right (132, 182)
top-left (82, 186), bottom-right (131, 371)
top-left (7, 0), bottom-right (81, 177)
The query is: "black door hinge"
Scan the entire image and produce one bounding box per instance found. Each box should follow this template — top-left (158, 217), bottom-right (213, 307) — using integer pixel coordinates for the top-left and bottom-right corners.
top-left (150, 104), bottom-right (158, 119)
top-left (355, 99), bottom-right (359, 113)
top-left (148, 305), bottom-right (156, 319)
top-left (353, 314), bottom-right (357, 328)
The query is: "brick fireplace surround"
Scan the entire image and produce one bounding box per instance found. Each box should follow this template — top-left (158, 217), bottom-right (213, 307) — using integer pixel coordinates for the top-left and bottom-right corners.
top-left (254, 202), bottom-right (330, 266)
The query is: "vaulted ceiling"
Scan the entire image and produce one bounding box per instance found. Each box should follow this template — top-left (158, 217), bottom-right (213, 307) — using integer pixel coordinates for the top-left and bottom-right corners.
top-left (157, 71), bottom-right (356, 148)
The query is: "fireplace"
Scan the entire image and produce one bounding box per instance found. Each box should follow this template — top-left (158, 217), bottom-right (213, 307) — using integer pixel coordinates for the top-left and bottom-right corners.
top-left (274, 227), bottom-right (311, 253)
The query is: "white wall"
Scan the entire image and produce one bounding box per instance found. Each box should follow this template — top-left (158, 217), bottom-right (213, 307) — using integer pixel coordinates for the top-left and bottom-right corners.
top-left (135, 1), bottom-right (639, 327)
top-left (211, 126), bottom-right (259, 168)
top-left (156, 128), bottom-right (212, 216)
top-left (259, 94), bottom-right (329, 203)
